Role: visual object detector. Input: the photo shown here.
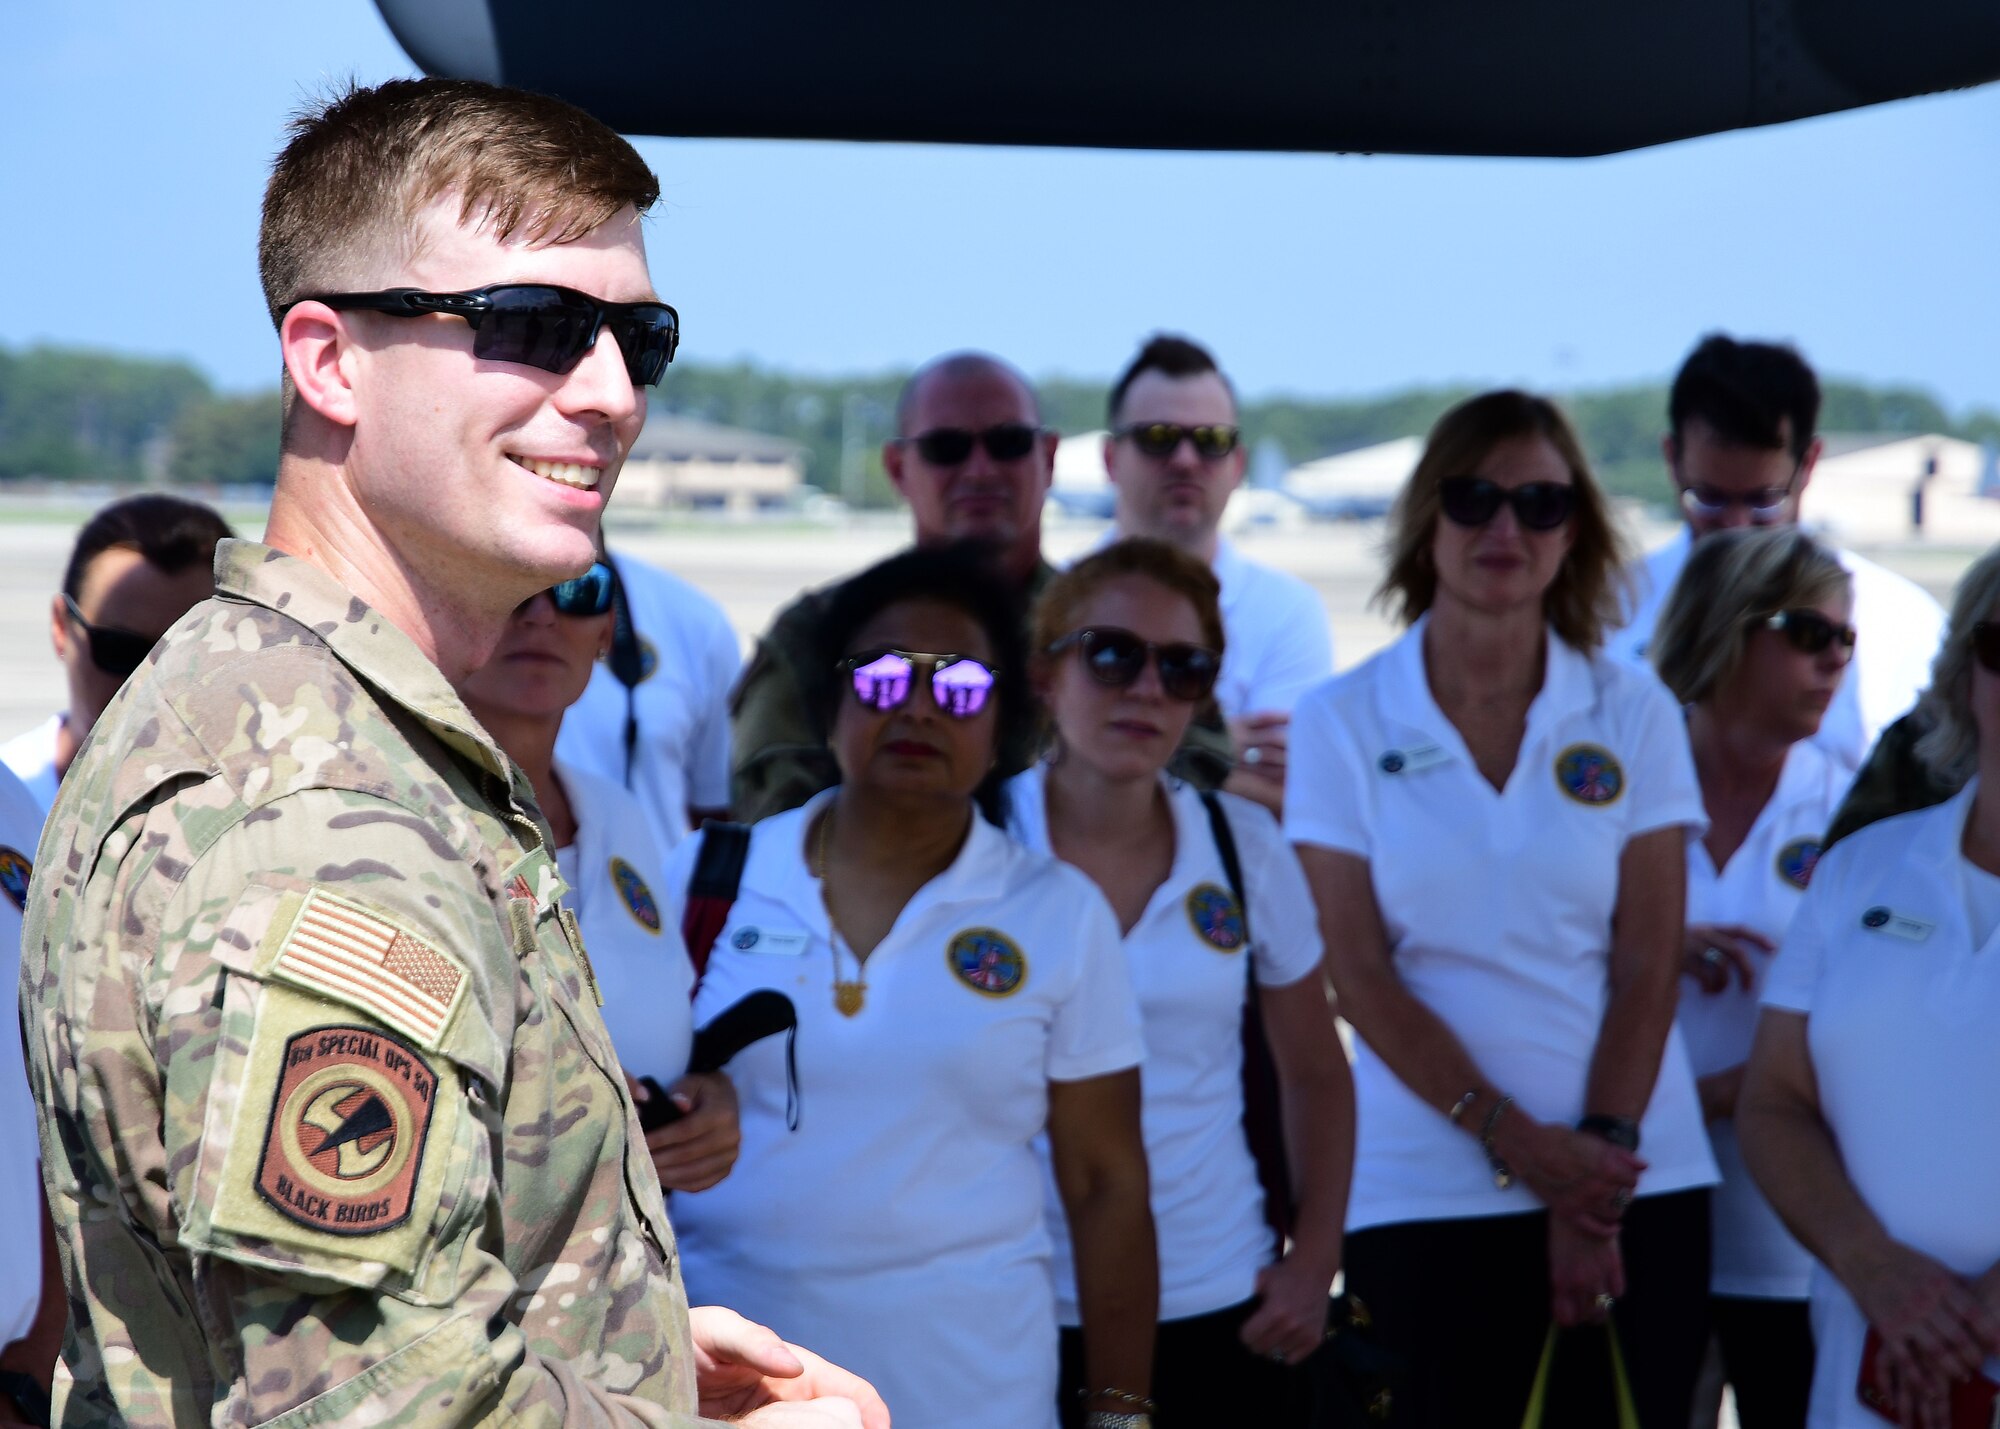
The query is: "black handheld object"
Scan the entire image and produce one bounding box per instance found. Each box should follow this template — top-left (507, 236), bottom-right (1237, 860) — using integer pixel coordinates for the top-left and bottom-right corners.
top-left (636, 991), bottom-right (800, 1133)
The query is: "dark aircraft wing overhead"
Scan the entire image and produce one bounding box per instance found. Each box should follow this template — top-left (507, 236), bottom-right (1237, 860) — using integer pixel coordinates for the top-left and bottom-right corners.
top-left (374, 0), bottom-right (2000, 156)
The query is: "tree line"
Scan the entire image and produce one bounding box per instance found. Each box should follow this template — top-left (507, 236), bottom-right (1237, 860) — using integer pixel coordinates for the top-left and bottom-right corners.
top-left (3, 342), bottom-right (1995, 507)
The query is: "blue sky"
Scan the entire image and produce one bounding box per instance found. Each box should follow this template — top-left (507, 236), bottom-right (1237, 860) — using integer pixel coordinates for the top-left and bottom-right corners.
top-left (7, 1), bottom-right (1997, 414)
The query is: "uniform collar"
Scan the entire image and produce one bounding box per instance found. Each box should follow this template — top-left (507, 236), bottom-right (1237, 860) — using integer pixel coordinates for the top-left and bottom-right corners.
top-left (214, 539), bottom-right (516, 787)
top-left (1379, 614), bottom-right (1596, 754)
top-left (1016, 762), bottom-right (1211, 898)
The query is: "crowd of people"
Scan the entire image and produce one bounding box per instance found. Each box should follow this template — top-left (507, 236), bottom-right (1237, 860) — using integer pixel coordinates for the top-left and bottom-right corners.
top-left (1, 73), bottom-right (1992, 1429)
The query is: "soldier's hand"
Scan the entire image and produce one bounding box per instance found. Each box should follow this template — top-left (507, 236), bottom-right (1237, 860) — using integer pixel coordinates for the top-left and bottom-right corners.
top-left (690, 1306), bottom-right (890, 1428)
top-left (643, 1072), bottom-right (742, 1192)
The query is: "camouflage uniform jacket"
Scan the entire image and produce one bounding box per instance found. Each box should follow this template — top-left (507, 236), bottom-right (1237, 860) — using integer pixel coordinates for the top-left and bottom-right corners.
top-left (729, 554), bottom-right (1236, 823)
top-left (19, 540), bottom-right (723, 1428)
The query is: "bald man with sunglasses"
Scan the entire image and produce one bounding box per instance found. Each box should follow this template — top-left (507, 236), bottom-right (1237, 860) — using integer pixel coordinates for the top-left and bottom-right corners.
top-left (730, 351), bottom-right (1236, 824)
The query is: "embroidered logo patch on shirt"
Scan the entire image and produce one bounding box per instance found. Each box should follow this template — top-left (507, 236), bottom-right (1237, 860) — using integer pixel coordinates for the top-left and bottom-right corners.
top-left (1554, 743), bottom-right (1624, 806)
top-left (0, 846), bottom-right (30, 912)
top-left (272, 889), bottom-right (467, 1050)
top-left (947, 927), bottom-right (1027, 997)
top-left (1186, 883), bottom-right (1248, 952)
top-left (1776, 839), bottom-right (1822, 891)
top-left (255, 1025), bottom-right (438, 1237)
top-left (610, 857), bottom-right (662, 933)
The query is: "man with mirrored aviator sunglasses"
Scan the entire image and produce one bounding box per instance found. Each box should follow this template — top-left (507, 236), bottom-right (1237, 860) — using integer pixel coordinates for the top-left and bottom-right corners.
top-left (1101, 335), bottom-right (1333, 817)
top-left (732, 350), bottom-right (1238, 823)
top-left (18, 78), bottom-right (881, 1429)
top-left (1605, 334), bottom-right (1944, 791)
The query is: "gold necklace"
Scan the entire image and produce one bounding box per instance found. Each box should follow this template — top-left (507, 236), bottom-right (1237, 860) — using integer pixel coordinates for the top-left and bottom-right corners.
top-left (813, 804), bottom-right (868, 1017)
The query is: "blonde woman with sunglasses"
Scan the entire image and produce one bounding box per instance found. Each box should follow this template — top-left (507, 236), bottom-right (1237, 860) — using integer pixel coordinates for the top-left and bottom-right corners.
top-left (1010, 538), bottom-right (1353, 1428)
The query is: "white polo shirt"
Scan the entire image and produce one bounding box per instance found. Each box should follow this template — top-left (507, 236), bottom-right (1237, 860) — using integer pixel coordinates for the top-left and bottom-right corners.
top-left (0, 761), bottom-right (48, 1344)
top-left (552, 758), bottom-right (695, 1085)
top-left (555, 553), bottom-right (741, 854)
top-left (660, 793), bottom-right (1145, 1429)
top-left (1606, 527), bottom-right (1944, 772)
top-left (1008, 767), bottom-right (1324, 1323)
top-left (1763, 781), bottom-right (2000, 1427)
top-left (1679, 738), bottom-right (1849, 1299)
top-left (1211, 539), bottom-right (1335, 720)
top-left (1288, 619), bottom-right (1717, 1231)
top-left (0, 714), bottom-right (62, 814)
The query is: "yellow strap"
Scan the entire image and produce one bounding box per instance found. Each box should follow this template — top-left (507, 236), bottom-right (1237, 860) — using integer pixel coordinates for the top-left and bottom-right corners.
top-left (1518, 1324), bottom-right (1641, 1429)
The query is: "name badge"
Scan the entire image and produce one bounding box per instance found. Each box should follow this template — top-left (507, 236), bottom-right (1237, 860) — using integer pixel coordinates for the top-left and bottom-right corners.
top-left (730, 926), bottom-right (809, 956)
top-left (1379, 742), bottom-right (1449, 775)
top-left (1860, 906), bottom-right (1934, 942)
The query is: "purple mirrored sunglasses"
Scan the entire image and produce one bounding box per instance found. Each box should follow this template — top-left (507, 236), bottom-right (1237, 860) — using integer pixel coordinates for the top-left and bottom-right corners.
top-left (837, 649), bottom-right (998, 719)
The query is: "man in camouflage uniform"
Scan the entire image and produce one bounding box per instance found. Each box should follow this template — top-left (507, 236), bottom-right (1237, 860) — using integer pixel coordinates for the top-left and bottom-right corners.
top-left (730, 352), bottom-right (1233, 823)
top-left (18, 79), bottom-right (879, 1429)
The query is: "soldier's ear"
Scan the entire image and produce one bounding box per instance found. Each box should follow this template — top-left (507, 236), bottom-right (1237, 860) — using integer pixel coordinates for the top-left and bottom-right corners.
top-left (280, 301), bottom-right (362, 430)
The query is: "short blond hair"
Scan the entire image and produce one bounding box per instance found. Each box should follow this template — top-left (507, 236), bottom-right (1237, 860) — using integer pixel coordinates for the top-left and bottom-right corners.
top-left (1913, 544), bottom-right (2000, 788)
top-left (1651, 527), bottom-right (1851, 704)
top-left (1377, 390), bottom-right (1629, 650)
top-left (259, 78), bottom-right (659, 330)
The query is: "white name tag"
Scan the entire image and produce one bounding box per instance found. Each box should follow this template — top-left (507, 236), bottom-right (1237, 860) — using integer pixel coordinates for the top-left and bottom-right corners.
top-left (1860, 906), bottom-right (1934, 942)
top-left (729, 926), bottom-right (810, 956)
top-left (1378, 742), bottom-right (1450, 776)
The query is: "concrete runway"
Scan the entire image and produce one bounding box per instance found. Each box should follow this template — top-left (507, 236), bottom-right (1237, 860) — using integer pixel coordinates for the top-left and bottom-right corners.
top-left (0, 505), bottom-right (1974, 747)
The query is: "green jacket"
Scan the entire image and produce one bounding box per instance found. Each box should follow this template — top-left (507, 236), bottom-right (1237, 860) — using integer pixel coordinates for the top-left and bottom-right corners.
top-left (729, 555), bottom-right (1235, 824)
top-left (20, 541), bottom-right (719, 1427)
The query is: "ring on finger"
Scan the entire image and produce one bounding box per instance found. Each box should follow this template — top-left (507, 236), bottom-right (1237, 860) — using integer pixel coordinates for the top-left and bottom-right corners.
top-left (1594, 1292), bottom-right (1616, 1316)
top-left (1268, 1347), bottom-right (1289, 1363)
top-left (1701, 946), bottom-right (1724, 968)
top-left (1243, 746), bottom-right (1264, 766)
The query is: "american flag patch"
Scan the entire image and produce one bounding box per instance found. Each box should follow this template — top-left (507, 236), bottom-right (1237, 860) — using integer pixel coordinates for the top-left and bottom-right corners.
top-left (273, 889), bottom-right (468, 1049)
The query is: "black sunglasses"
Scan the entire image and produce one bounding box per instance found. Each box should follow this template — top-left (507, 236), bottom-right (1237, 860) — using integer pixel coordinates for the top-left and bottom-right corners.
top-left (1438, 476), bottom-right (1576, 532)
top-left (63, 594), bottom-right (157, 678)
top-left (546, 562), bottom-right (617, 618)
top-left (289, 284), bottom-right (680, 387)
top-left (837, 649), bottom-right (998, 719)
top-left (899, 424), bottom-right (1042, 466)
top-left (1115, 422), bottom-right (1241, 460)
top-left (1971, 622), bottom-right (2000, 675)
top-left (1046, 627), bottom-right (1221, 703)
top-left (1763, 609), bottom-right (1856, 656)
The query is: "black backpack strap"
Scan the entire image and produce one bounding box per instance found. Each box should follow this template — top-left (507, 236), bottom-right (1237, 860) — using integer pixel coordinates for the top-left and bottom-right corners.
top-left (1201, 789), bottom-right (1293, 1244)
top-left (681, 820), bottom-right (751, 989)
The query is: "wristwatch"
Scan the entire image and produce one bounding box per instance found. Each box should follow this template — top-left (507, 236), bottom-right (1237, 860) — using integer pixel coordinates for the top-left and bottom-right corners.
top-left (1578, 1113), bottom-right (1640, 1152)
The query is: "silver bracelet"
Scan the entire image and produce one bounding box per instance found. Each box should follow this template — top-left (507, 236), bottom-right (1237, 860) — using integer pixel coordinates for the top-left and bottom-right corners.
top-left (1085, 1414), bottom-right (1152, 1429)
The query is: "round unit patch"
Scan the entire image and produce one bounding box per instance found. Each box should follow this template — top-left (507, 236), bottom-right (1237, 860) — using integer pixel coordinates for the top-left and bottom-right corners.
top-left (0, 846), bottom-right (31, 912)
top-left (610, 856), bottom-right (662, 933)
top-left (256, 1026), bottom-right (438, 1237)
top-left (1776, 838), bottom-right (1822, 891)
top-left (947, 927), bottom-right (1027, 997)
top-left (1186, 883), bottom-right (1248, 952)
top-left (636, 635), bottom-right (660, 683)
top-left (1554, 744), bottom-right (1625, 806)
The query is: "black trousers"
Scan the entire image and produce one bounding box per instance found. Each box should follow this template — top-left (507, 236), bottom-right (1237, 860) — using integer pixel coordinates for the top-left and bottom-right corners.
top-left (1711, 1295), bottom-right (1813, 1429)
top-left (1335, 1191), bottom-right (1711, 1429)
top-left (1058, 1296), bottom-right (1314, 1428)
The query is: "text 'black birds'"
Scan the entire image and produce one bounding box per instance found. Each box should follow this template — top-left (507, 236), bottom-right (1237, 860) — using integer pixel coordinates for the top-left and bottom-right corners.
top-left (374, 0), bottom-right (2000, 157)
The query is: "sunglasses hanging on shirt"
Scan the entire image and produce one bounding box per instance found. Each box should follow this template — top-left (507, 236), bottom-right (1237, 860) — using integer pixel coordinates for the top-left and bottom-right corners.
top-left (288, 284), bottom-right (681, 387)
top-left (1437, 476), bottom-right (1576, 532)
top-left (838, 649), bottom-right (998, 719)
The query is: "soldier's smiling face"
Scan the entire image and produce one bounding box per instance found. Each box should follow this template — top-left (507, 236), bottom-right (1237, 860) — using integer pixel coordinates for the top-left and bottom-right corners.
top-left (336, 197), bottom-right (656, 610)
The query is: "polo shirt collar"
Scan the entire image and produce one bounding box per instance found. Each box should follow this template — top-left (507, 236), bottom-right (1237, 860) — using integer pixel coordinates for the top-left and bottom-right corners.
top-left (214, 539), bottom-right (514, 786)
top-left (754, 787), bottom-right (1017, 928)
top-left (1378, 614), bottom-right (1596, 755)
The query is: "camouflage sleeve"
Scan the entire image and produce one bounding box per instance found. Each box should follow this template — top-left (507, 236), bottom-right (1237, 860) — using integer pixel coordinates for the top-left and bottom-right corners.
top-left (1167, 701), bottom-right (1236, 791)
top-left (136, 792), bottom-right (721, 1428)
top-left (1822, 710), bottom-right (1956, 850)
top-left (729, 594), bottom-right (840, 824)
